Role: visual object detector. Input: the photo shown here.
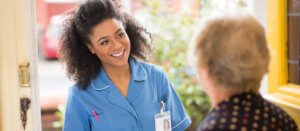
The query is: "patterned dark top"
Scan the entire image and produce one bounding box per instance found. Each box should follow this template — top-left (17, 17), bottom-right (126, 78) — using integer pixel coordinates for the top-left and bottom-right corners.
top-left (197, 92), bottom-right (298, 131)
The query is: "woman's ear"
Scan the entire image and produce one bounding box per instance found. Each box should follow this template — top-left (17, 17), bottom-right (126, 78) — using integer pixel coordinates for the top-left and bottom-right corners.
top-left (88, 45), bottom-right (95, 54)
top-left (196, 66), bottom-right (208, 82)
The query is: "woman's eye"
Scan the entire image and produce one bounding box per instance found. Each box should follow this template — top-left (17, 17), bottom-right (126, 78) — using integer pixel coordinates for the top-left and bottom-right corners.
top-left (118, 32), bottom-right (125, 38)
top-left (99, 40), bottom-right (109, 45)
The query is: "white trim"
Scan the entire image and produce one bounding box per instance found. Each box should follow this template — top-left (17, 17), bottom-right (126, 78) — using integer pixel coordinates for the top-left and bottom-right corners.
top-left (91, 81), bottom-right (110, 91)
top-left (264, 95), bottom-right (300, 110)
top-left (171, 116), bottom-right (188, 129)
top-left (28, 0), bottom-right (42, 130)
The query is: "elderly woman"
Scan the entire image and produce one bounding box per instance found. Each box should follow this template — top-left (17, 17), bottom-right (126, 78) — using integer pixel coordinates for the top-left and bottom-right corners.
top-left (190, 15), bottom-right (298, 131)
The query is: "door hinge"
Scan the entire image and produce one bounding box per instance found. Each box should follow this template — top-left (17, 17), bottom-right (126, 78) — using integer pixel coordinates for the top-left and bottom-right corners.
top-left (19, 62), bottom-right (30, 87)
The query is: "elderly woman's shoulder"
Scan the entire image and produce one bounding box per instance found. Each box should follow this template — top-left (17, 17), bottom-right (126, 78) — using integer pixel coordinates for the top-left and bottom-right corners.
top-left (198, 92), bottom-right (298, 131)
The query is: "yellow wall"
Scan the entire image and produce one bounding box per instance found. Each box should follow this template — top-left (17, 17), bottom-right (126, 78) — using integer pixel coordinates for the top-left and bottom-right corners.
top-left (266, 0), bottom-right (300, 128)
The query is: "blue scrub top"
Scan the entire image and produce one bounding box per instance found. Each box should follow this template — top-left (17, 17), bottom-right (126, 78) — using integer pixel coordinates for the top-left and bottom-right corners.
top-left (63, 58), bottom-right (191, 131)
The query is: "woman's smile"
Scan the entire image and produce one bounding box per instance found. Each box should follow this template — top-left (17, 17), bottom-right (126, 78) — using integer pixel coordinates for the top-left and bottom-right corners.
top-left (110, 48), bottom-right (127, 61)
top-left (110, 48), bottom-right (125, 58)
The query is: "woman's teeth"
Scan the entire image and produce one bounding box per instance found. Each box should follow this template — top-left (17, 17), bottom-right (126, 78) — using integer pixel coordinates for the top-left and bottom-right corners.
top-left (111, 50), bottom-right (124, 57)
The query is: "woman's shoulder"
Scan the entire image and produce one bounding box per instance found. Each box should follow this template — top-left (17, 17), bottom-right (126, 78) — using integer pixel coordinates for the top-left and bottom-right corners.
top-left (67, 84), bottom-right (88, 96)
top-left (66, 84), bottom-right (100, 106)
top-left (64, 84), bottom-right (87, 107)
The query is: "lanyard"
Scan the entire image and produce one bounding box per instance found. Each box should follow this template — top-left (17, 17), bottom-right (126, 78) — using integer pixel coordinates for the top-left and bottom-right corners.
top-left (160, 101), bottom-right (165, 113)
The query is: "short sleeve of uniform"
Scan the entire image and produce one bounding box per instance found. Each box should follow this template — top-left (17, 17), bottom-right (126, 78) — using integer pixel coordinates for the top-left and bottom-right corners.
top-left (158, 68), bottom-right (192, 131)
top-left (63, 86), bottom-right (90, 131)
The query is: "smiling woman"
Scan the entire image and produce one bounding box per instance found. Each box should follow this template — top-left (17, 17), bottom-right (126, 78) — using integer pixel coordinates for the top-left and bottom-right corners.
top-left (59, 0), bottom-right (191, 131)
top-left (87, 18), bottom-right (132, 97)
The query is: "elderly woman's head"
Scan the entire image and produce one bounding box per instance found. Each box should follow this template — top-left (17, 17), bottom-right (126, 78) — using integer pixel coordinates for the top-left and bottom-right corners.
top-left (191, 15), bottom-right (270, 93)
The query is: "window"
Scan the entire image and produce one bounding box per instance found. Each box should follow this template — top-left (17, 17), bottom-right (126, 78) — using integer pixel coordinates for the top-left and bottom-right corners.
top-left (287, 0), bottom-right (300, 84)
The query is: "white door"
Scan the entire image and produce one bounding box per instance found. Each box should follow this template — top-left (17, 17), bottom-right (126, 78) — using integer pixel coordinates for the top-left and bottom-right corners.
top-left (0, 0), bottom-right (42, 130)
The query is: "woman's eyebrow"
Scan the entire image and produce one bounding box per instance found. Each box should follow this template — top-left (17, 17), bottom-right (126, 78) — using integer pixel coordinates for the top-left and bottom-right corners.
top-left (96, 28), bottom-right (123, 43)
top-left (114, 29), bottom-right (122, 35)
top-left (97, 36), bottom-right (108, 43)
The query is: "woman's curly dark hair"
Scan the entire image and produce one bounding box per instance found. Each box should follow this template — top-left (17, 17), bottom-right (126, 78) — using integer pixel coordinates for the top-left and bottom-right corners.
top-left (60, 0), bottom-right (152, 90)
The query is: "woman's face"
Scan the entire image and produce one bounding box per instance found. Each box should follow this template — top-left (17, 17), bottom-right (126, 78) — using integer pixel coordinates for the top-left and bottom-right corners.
top-left (89, 18), bottom-right (131, 68)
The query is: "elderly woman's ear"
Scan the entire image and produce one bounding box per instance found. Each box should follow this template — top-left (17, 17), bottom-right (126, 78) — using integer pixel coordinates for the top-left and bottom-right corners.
top-left (195, 66), bottom-right (206, 83)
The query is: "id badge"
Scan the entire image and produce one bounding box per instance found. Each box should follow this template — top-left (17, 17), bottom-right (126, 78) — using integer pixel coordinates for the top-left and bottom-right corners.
top-left (155, 101), bottom-right (171, 131)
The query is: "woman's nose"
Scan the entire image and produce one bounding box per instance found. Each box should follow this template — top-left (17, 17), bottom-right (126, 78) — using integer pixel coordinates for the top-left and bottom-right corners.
top-left (111, 38), bottom-right (122, 49)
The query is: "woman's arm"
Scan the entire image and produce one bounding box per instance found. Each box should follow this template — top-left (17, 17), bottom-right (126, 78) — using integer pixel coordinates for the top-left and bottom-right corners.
top-left (158, 68), bottom-right (192, 131)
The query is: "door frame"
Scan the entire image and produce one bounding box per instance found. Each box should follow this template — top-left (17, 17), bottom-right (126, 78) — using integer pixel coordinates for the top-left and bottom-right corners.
top-left (0, 0), bottom-right (42, 130)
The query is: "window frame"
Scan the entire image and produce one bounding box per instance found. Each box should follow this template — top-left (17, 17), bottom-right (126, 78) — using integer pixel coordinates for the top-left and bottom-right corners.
top-left (266, 0), bottom-right (300, 126)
